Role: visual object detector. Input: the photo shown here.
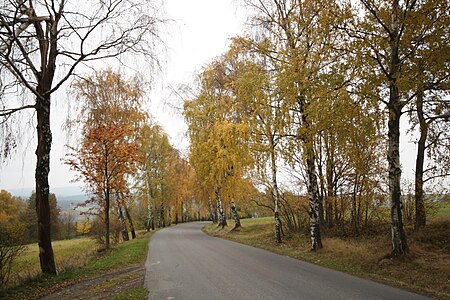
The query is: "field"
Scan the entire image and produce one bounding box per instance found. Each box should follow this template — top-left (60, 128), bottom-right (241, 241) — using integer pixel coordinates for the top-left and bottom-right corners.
top-left (2, 231), bottom-right (152, 300)
top-left (204, 202), bottom-right (450, 299)
top-left (10, 237), bottom-right (97, 285)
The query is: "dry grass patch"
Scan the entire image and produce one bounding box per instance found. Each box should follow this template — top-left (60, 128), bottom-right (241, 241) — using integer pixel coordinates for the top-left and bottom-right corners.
top-left (9, 237), bottom-right (96, 286)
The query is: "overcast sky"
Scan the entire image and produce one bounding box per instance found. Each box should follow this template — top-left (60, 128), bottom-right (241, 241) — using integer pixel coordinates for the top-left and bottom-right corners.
top-left (0, 0), bottom-right (420, 194)
top-left (0, 0), bottom-right (246, 192)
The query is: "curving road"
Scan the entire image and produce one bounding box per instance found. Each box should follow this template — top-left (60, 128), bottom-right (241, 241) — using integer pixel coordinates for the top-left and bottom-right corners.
top-left (144, 222), bottom-right (432, 300)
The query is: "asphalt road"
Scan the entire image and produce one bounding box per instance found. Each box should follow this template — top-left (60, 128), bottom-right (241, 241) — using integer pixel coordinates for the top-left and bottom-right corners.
top-left (144, 222), bottom-right (432, 300)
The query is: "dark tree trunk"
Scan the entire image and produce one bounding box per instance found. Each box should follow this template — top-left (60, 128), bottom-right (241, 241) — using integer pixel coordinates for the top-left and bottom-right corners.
top-left (35, 92), bottom-right (56, 275)
top-left (334, 196), bottom-right (339, 225)
top-left (208, 197), bottom-right (217, 223)
top-left (105, 189), bottom-right (110, 249)
top-left (414, 86), bottom-right (427, 230)
top-left (33, 10), bottom-right (59, 274)
top-left (316, 149), bottom-right (325, 228)
top-left (161, 206), bottom-right (166, 228)
top-left (157, 207), bottom-right (161, 228)
top-left (364, 200), bottom-right (369, 235)
top-left (325, 135), bottom-right (334, 228)
top-left (124, 205), bottom-right (136, 239)
top-left (351, 174), bottom-right (359, 235)
top-left (151, 214), bottom-right (155, 231)
top-left (388, 0), bottom-right (408, 257)
top-left (167, 207), bottom-right (171, 226)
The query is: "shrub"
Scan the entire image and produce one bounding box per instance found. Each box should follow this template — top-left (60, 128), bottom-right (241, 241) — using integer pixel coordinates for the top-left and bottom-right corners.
top-left (0, 222), bottom-right (26, 287)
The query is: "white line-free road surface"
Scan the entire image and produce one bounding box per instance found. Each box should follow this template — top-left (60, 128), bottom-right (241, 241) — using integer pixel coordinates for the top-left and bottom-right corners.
top-left (144, 222), bottom-right (432, 300)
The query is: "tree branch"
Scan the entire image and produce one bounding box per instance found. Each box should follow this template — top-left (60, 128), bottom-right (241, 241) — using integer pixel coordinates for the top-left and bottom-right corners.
top-left (0, 104), bottom-right (35, 117)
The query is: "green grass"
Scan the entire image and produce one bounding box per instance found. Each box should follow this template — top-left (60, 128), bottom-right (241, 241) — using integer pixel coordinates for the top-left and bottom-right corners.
top-left (11, 236), bottom-right (96, 281)
top-left (76, 233), bottom-right (150, 275)
top-left (434, 201), bottom-right (450, 220)
top-left (205, 217), bottom-right (450, 299)
top-left (2, 231), bottom-right (152, 300)
top-left (111, 287), bottom-right (148, 300)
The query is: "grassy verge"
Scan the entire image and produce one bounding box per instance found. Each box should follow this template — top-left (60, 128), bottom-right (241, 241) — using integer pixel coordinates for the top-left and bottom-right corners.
top-left (10, 236), bottom-right (97, 284)
top-left (204, 216), bottom-right (449, 299)
top-left (111, 287), bottom-right (148, 300)
top-left (2, 231), bottom-right (153, 300)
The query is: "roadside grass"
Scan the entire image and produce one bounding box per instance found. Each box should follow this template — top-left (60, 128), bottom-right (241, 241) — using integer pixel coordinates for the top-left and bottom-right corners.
top-left (111, 287), bottom-right (148, 300)
top-left (204, 207), bottom-right (449, 299)
top-left (10, 236), bottom-right (97, 285)
top-left (2, 230), bottom-right (152, 300)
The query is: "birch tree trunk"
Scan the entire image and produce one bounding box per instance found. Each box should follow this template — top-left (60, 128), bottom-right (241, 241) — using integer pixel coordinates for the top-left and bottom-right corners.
top-left (305, 143), bottom-right (323, 250)
top-left (270, 144), bottom-right (282, 244)
top-left (35, 92), bottom-right (56, 274)
top-left (118, 206), bottom-right (129, 241)
top-left (215, 186), bottom-right (227, 228)
top-left (146, 178), bottom-right (154, 231)
top-left (231, 198), bottom-right (241, 229)
top-left (388, 0), bottom-right (408, 256)
top-left (147, 200), bottom-right (155, 231)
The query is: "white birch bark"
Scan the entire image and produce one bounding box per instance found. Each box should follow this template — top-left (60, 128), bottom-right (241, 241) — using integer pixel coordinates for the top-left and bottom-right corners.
top-left (215, 185), bottom-right (227, 228)
top-left (387, 0), bottom-right (408, 256)
top-left (270, 144), bottom-right (282, 244)
top-left (231, 198), bottom-right (241, 229)
top-left (305, 145), bottom-right (322, 250)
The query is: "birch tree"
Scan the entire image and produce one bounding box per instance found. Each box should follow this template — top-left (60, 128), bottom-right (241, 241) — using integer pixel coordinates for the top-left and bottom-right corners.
top-left (242, 0), bottom-right (352, 250)
top-left (341, 0), bottom-right (449, 255)
top-left (184, 59), bottom-right (251, 229)
top-left (137, 124), bottom-right (178, 229)
top-left (64, 70), bottom-right (146, 249)
top-left (65, 124), bottom-right (140, 249)
top-left (0, 0), bottom-right (161, 274)
top-left (226, 39), bottom-right (285, 242)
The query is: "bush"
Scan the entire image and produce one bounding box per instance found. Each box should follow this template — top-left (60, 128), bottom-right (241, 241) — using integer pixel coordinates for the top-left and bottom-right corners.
top-left (0, 223), bottom-right (26, 287)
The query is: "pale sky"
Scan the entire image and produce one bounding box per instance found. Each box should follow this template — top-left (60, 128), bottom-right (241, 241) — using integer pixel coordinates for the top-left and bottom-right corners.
top-left (0, 0), bottom-right (246, 191)
top-left (0, 0), bottom-right (420, 193)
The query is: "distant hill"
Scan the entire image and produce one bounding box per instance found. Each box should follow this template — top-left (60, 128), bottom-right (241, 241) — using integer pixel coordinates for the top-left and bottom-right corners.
top-left (7, 186), bottom-right (85, 198)
top-left (57, 194), bottom-right (91, 210)
top-left (6, 186), bottom-right (90, 210)
top-left (6, 187), bottom-right (34, 198)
